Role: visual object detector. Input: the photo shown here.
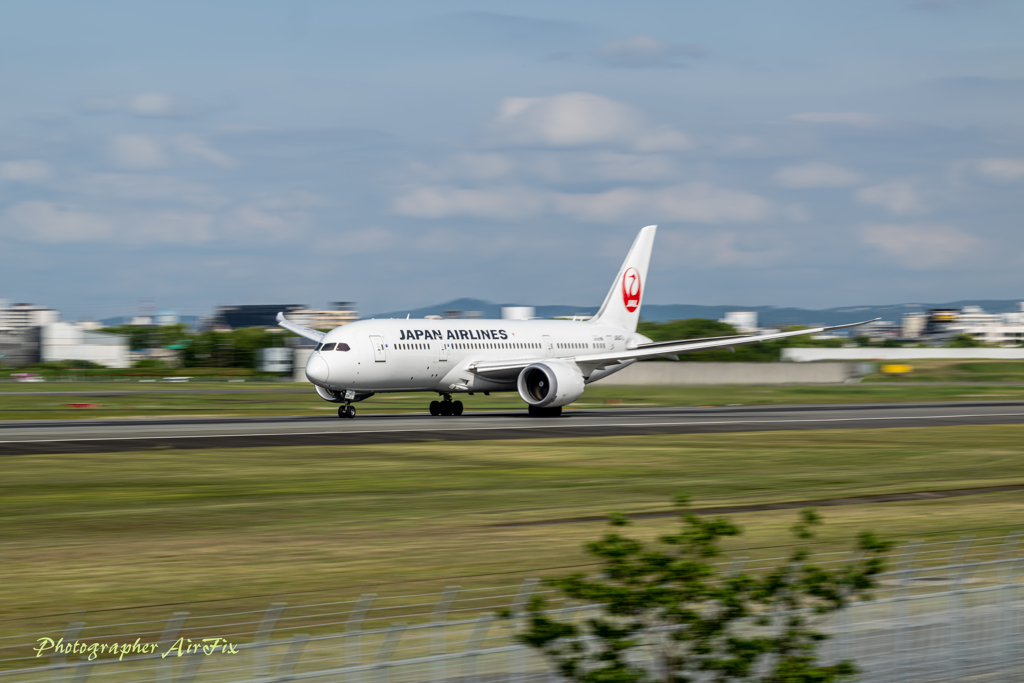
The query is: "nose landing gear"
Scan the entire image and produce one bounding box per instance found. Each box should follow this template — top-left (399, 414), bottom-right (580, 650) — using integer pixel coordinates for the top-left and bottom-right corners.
top-left (429, 394), bottom-right (464, 416)
top-left (338, 404), bottom-right (356, 419)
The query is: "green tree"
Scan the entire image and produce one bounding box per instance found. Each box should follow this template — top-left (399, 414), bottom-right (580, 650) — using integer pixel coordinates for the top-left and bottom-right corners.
top-left (515, 496), bottom-right (892, 682)
top-left (948, 333), bottom-right (982, 348)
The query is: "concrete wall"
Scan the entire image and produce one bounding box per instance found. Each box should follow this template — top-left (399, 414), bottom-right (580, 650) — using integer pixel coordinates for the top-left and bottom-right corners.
top-left (596, 361), bottom-right (857, 385)
top-left (291, 349), bottom-right (857, 385)
top-left (782, 348), bottom-right (1024, 362)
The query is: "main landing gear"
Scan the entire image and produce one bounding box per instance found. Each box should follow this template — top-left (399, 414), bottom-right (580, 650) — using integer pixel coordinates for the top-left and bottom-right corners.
top-left (338, 404), bottom-right (356, 419)
top-left (429, 394), bottom-right (464, 416)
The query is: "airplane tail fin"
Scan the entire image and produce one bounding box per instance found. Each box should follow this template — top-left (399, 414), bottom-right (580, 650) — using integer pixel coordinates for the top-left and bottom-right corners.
top-left (590, 225), bottom-right (656, 333)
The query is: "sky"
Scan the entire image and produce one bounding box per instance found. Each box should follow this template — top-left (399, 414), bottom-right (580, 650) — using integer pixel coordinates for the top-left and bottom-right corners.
top-left (1, 0), bottom-right (1022, 321)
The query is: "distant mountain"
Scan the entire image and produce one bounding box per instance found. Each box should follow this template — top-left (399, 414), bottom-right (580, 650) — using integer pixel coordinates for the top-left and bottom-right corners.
top-left (368, 298), bottom-right (1023, 327)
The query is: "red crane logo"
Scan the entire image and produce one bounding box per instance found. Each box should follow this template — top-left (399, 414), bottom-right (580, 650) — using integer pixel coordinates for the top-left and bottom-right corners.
top-left (622, 267), bottom-right (641, 312)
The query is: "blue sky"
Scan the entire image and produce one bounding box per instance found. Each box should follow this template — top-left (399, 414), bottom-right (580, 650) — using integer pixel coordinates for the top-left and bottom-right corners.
top-left (1, 0), bottom-right (1022, 320)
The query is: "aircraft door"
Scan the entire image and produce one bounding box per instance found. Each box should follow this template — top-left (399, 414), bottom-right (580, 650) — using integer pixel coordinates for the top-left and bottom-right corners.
top-left (542, 335), bottom-right (553, 358)
top-left (369, 335), bottom-right (387, 362)
top-left (438, 340), bottom-right (449, 362)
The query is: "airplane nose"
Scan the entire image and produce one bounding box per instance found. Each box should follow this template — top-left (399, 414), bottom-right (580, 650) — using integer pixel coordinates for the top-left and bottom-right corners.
top-left (305, 355), bottom-right (330, 384)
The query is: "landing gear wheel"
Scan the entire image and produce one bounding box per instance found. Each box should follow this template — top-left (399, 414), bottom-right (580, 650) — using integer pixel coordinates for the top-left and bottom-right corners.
top-left (338, 404), bottom-right (356, 419)
top-left (439, 401), bottom-right (453, 416)
top-left (429, 400), bottom-right (440, 416)
top-left (452, 400), bottom-right (464, 416)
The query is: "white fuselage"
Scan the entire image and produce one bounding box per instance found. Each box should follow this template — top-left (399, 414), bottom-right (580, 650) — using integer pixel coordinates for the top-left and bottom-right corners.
top-left (306, 318), bottom-right (651, 395)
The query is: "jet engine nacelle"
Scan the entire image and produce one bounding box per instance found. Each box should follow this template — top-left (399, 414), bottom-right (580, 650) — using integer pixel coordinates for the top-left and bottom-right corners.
top-left (517, 362), bottom-right (585, 408)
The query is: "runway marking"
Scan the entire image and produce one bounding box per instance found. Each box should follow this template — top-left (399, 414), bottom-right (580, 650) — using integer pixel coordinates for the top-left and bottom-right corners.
top-left (3, 411), bottom-right (1024, 445)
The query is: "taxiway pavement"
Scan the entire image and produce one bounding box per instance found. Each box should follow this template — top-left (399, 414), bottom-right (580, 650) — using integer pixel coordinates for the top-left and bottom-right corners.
top-left (2, 401), bottom-right (1024, 455)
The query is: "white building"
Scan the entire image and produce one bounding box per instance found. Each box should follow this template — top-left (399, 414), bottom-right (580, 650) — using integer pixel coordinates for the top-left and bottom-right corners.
top-left (949, 304), bottom-right (1024, 346)
top-left (0, 303), bottom-right (59, 331)
top-left (41, 323), bottom-right (129, 368)
top-left (720, 311), bottom-right (758, 333)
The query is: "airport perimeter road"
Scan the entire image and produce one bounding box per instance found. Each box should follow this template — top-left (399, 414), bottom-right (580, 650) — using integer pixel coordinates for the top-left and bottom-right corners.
top-left (3, 401), bottom-right (1024, 455)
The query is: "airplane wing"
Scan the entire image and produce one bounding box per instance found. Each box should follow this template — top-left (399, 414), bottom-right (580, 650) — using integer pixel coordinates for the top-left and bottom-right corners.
top-left (469, 318), bottom-right (878, 380)
top-left (276, 312), bottom-right (326, 343)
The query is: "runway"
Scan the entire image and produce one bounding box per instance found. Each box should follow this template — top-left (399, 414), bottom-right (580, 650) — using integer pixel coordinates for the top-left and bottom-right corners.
top-left (3, 400), bottom-right (1024, 455)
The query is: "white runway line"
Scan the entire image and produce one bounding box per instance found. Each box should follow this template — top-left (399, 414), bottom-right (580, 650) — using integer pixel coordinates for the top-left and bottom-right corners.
top-left (3, 411), bottom-right (1024, 444)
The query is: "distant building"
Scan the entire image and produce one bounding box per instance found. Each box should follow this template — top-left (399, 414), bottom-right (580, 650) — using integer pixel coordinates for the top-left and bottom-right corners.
top-left (0, 303), bottom-right (58, 331)
top-left (501, 307), bottom-right (535, 320)
top-left (290, 302), bottom-right (359, 329)
top-left (41, 323), bottom-right (129, 368)
top-left (259, 347), bottom-right (293, 373)
top-left (720, 311), bottom-right (758, 333)
top-left (861, 320), bottom-right (901, 340)
top-left (443, 310), bottom-right (484, 319)
top-left (214, 304), bottom-right (305, 329)
top-left (155, 310), bottom-right (180, 326)
top-left (901, 312), bottom-right (928, 339)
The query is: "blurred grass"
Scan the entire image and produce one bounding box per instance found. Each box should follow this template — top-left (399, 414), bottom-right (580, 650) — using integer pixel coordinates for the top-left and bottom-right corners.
top-left (1, 425), bottom-right (1023, 643)
top-left (2, 380), bottom-right (1024, 420)
top-left (864, 359), bottom-right (1024, 383)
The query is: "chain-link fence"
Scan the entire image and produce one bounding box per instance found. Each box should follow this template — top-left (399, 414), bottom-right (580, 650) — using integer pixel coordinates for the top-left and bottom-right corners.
top-left (1, 533), bottom-right (1021, 682)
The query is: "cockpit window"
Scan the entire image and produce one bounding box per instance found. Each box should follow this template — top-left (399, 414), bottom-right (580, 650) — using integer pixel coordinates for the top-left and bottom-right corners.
top-left (321, 342), bottom-right (336, 351)
top-left (336, 343), bottom-right (351, 351)
top-left (314, 343), bottom-right (322, 352)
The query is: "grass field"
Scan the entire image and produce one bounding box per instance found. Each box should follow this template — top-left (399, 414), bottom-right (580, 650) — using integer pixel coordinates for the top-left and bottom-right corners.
top-left (864, 359), bottom-right (1024, 383)
top-left (2, 380), bottom-right (1024, 420)
top-left (3, 424), bottom-right (1023, 645)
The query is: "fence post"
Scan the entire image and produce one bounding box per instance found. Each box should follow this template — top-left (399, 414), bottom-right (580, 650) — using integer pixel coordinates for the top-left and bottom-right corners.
top-left (509, 579), bottom-right (539, 683)
top-left (462, 613), bottom-right (493, 683)
top-left (157, 612), bottom-right (189, 683)
top-left (948, 536), bottom-right (975, 680)
top-left (275, 634), bottom-right (310, 679)
top-left (174, 652), bottom-right (204, 683)
top-left (67, 661), bottom-right (93, 683)
top-left (374, 624), bottom-right (406, 683)
top-left (49, 620), bottom-right (84, 683)
top-left (891, 540), bottom-right (920, 683)
top-left (345, 593), bottom-right (376, 683)
top-left (431, 586), bottom-right (460, 683)
top-left (253, 602), bottom-right (287, 679)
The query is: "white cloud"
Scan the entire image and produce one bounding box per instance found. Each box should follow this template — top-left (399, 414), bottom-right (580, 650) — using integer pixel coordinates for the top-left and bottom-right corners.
top-left (856, 181), bottom-right (926, 215)
top-left (973, 158), bottom-right (1024, 182)
top-left (860, 223), bottom-right (979, 268)
top-left (490, 92), bottom-right (690, 151)
top-left (0, 159), bottom-right (53, 183)
top-left (393, 182), bottom-right (772, 224)
top-left (82, 93), bottom-right (190, 118)
top-left (662, 229), bottom-right (790, 268)
top-left (316, 226), bottom-right (395, 255)
top-left (174, 133), bottom-right (235, 168)
top-left (597, 35), bottom-right (704, 68)
top-left (557, 183), bottom-right (772, 224)
top-left (108, 134), bottom-right (165, 169)
top-left (129, 93), bottom-right (179, 117)
top-left (76, 173), bottom-right (226, 208)
top-left (774, 162), bottom-right (864, 188)
top-left (2, 201), bottom-right (114, 244)
top-left (393, 186), bottom-right (547, 221)
top-left (788, 112), bottom-right (884, 127)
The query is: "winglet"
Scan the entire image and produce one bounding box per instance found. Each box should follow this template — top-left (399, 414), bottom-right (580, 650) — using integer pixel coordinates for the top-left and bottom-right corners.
top-left (276, 311), bottom-right (326, 343)
top-left (823, 317), bottom-right (880, 332)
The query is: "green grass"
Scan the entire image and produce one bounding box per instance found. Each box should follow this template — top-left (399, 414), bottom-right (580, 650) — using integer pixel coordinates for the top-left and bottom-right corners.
top-left (2, 381), bottom-right (1024, 420)
top-left (865, 359), bottom-right (1024, 383)
top-left (2, 425), bottom-right (1023, 644)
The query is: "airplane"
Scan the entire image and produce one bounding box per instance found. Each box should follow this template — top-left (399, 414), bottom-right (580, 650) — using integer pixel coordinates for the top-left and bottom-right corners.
top-left (278, 225), bottom-right (876, 418)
